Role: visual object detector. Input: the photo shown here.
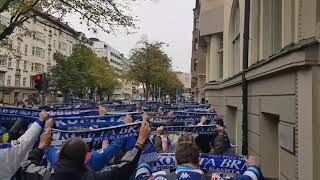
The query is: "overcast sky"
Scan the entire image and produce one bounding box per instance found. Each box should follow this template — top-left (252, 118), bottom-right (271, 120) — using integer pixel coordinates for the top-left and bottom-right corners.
top-left (65, 0), bottom-right (195, 73)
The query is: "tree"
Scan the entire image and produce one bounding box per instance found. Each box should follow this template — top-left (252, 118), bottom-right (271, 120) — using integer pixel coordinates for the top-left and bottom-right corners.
top-left (127, 40), bottom-right (182, 100)
top-left (50, 44), bottom-right (119, 99)
top-left (0, 0), bottom-right (139, 41)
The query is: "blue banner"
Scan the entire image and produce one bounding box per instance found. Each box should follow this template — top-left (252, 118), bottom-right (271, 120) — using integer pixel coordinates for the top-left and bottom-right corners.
top-left (150, 115), bottom-right (216, 124)
top-left (155, 125), bottom-right (216, 135)
top-left (51, 122), bottom-right (142, 147)
top-left (156, 153), bottom-right (247, 175)
top-left (54, 115), bottom-right (125, 129)
top-left (173, 111), bottom-right (218, 119)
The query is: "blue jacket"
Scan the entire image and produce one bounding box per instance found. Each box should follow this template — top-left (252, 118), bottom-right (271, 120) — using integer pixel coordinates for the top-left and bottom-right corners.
top-left (45, 138), bottom-right (127, 172)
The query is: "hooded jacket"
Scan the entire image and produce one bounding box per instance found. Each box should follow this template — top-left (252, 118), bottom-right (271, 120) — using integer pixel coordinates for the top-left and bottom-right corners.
top-left (0, 119), bottom-right (44, 180)
top-left (19, 144), bottom-right (143, 180)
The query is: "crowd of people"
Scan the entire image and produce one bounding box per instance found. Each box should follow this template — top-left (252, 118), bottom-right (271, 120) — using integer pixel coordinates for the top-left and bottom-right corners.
top-left (0, 103), bottom-right (264, 180)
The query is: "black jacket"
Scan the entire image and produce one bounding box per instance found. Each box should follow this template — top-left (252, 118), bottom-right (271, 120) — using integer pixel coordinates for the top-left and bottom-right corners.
top-left (19, 145), bottom-right (142, 180)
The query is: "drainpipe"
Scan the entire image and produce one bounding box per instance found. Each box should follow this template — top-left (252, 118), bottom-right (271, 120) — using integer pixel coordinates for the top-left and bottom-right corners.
top-left (242, 0), bottom-right (250, 155)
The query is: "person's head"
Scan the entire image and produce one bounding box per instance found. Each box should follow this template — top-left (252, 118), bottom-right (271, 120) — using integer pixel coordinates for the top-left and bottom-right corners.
top-left (210, 106), bottom-right (216, 113)
top-left (59, 138), bottom-right (88, 164)
top-left (98, 105), bottom-right (107, 116)
top-left (175, 137), bottom-right (200, 167)
top-left (216, 119), bottom-right (224, 127)
top-left (177, 133), bottom-right (195, 144)
top-left (135, 103), bottom-right (141, 112)
top-left (158, 107), bottom-right (164, 115)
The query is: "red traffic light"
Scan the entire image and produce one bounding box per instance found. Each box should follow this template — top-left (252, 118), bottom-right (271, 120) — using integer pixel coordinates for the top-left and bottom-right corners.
top-left (35, 74), bottom-right (42, 81)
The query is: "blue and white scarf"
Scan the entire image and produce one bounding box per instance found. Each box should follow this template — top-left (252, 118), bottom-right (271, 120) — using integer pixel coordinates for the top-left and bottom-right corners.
top-left (152, 125), bottom-right (216, 135)
top-left (173, 111), bottom-right (218, 119)
top-left (54, 115), bottom-right (126, 129)
top-left (51, 122), bottom-right (142, 147)
top-left (150, 115), bottom-right (216, 124)
top-left (156, 153), bottom-right (247, 175)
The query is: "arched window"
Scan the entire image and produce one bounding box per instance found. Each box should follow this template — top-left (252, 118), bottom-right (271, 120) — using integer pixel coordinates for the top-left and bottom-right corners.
top-left (230, 1), bottom-right (240, 74)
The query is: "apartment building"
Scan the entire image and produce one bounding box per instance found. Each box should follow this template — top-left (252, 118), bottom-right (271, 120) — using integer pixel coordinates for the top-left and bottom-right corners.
top-left (191, 0), bottom-right (206, 103)
top-left (90, 38), bottom-right (132, 99)
top-left (175, 71), bottom-right (192, 101)
top-left (197, 0), bottom-right (320, 179)
top-left (0, 11), bottom-right (85, 105)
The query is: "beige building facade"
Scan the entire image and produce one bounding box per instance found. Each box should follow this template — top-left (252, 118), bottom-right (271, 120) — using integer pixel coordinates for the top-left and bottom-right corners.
top-left (191, 0), bottom-right (206, 103)
top-left (175, 71), bottom-right (191, 89)
top-left (199, 0), bottom-right (320, 179)
top-left (90, 38), bottom-right (133, 99)
top-left (0, 11), bottom-right (84, 105)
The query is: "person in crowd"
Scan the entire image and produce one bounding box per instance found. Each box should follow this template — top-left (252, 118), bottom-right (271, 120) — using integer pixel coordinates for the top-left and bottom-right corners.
top-left (155, 126), bottom-right (171, 153)
top-left (45, 114), bottom-right (136, 172)
top-left (207, 106), bottom-right (216, 113)
top-left (195, 116), bottom-right (231, 154)
top-left (135, 133), bottom-right (263, 180)
top-left (98, 105), bottom-right (108, 116)
top-left (0, 111), bottom-right (50, 180)
top-left (158, 107), bottom-right (166, 116)
top-left (19, 116), bottom-right (151, 180)
top-left (0, 119), bottom-right (29, 144)
top-left (135, 103), bottom-right (142, 112)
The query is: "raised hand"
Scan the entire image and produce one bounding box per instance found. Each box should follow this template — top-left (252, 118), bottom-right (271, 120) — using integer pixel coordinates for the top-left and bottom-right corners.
top-left (39, 111), bottom-right (49, 122)
top-left (38, 128), bottom-right (52, 150)
top-left (136, 121), bottom-right (151, 146)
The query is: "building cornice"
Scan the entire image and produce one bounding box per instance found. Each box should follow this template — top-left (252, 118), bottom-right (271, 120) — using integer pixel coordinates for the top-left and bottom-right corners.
top-left (205, 38), bottom-right (320, 91)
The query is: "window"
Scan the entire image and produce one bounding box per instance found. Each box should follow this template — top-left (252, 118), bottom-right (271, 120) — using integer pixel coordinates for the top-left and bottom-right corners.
top-left (194, 39), bottom-right (199, 50)
top-left (8, 58), bottom-right (12, 68)
top-left (33, 31), bottom-right (45, 43)
top-left (24, 44), bottom-right (28, 55)
top-left (17, 41), bottom-right (21, 53)
top-left (7, 76), bottom-right (11, 86)
top-left (194, 18), bottom-right (199, 30)
top-left (194, 59), bottom-right (198, 72)
top-left (218, 33), bottom-right (223, 79)
top-left (16, 60), bottom-right (20, 69)
top-left (23, 93), bottom-right (28, 100)
top-left (58, 42), bottom-right (67, 52)
top-left (35, 63), bottom-right (43, 72)
top-left (30, 75), bottom-right (34, 87)
top-left (23, 61), bottom-right (27, 71)
top-left (15, 76), bottom-right (20, 86)
top-left (0, 55), bottom-right (6, 66)
top-left (32, 47), bottom-right (45, 58)
top-left (231, 0), bottom-right (240, 74)
top-left (31, 63), bottom-right (35, 71)
top-left (53, 40), bottom-right (56, 48)
top-left (0, 73), bottom-right (4, 86)
top-left (271, 0), bottom-right (282, 54)
top-left (22, 77), bottom-right (26, 87)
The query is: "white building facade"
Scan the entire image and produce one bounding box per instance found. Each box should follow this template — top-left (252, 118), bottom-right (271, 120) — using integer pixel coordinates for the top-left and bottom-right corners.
top-left (90, 38), bottom-right (132, 100)
top-left (0, 11), bottom-right (84, 105)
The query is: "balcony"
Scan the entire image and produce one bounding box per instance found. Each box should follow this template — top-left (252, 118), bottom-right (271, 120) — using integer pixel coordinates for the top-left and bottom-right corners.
top-left (0, 65), bottom-right (7, 72)
top-left (15, 68), bottom-right (21, 75)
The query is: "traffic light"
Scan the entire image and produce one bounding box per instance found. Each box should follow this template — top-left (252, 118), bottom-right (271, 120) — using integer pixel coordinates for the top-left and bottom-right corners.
top-left (192, 89), bottom-right (195, 96)
top-left (34, 74), bottom-right (43, 92)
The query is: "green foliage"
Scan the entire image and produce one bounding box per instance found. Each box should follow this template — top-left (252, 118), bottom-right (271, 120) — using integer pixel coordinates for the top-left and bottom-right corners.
top-left (50, 44), bottom-right (119, 98)
top-left (127, 40), bottom-right (182, 100)
top-left (0, 0), bottom-right (141, 41)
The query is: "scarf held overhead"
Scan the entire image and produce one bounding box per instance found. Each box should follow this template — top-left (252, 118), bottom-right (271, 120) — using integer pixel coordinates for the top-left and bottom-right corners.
top-left (51, 122), bottom-right (142, 147)
top-left (156, 153), bottom-right (247, 175)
